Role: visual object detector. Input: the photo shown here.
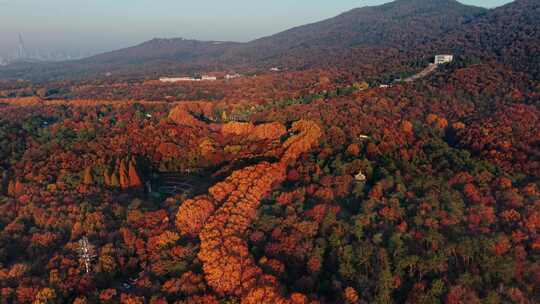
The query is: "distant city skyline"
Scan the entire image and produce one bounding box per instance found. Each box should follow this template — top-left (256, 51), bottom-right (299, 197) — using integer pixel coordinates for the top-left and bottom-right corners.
top-left (0, 0), bottom-right (513, 61)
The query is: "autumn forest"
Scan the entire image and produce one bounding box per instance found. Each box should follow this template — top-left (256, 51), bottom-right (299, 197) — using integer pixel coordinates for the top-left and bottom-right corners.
top-left (0, 0), bottom-right (539, 303)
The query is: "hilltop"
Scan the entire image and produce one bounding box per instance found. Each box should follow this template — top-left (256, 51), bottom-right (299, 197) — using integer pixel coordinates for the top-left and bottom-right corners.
top-left (0, 0), bottom-right (488, 82)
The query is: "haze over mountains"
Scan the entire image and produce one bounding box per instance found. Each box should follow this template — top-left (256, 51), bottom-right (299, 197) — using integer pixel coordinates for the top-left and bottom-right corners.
top-left (0, 0), bottom-right (538, 82)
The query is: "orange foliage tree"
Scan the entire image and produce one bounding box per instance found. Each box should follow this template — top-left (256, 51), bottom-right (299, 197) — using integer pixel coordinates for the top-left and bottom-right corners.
top-left (175, 119), bottom-right (322, 302)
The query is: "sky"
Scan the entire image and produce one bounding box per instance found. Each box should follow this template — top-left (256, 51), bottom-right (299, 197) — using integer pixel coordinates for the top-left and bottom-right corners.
top-left (0, 0), bottom-right (514, 59)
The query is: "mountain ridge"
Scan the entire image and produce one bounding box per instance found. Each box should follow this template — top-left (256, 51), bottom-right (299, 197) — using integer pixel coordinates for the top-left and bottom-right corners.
top-left (221, 0), bottom-right (486, 67)
top-left (2, 0), bottom-right (536, 82)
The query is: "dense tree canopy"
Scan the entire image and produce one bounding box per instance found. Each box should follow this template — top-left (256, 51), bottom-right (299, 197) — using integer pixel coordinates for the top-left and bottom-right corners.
top-left (0, 1), bottom-right (539, 300)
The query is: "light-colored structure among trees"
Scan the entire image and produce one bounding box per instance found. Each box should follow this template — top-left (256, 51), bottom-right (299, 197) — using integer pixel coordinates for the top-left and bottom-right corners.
top-left (77, 237), bottom-right (96, 274)
top-left (159, 77), bottom-right (198, 83)
top-left (159, 75), bottom-right (218, 82)
top-left (225, 73), bottom-right (242, 80)
top-left (434, 54), bottom-right (454, 65)
top-left (355, 171), bottom-right (367, 182)
top-left (201, 75), bottom-right (217, 81)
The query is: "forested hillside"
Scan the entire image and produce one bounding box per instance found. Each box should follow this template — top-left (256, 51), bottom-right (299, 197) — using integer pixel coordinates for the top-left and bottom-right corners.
top-left (0, 60), bottom-right (539, 303)
top-left (431, 0), bottom-right (540, 79)
top-left (0, 0), bottom-right (487, 82)
top-left (0, 0), bottom-right (539, 303)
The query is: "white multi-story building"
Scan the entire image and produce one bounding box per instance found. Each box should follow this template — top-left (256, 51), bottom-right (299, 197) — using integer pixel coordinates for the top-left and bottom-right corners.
top-left (434, 54), bottom-right (454, 65)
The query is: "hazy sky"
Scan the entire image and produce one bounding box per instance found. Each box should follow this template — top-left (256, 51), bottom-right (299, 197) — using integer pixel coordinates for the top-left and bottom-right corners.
top-left (0, 0), bottom-right (513, 58)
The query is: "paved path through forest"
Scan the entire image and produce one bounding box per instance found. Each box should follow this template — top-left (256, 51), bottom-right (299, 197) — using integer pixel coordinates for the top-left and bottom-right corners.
top-left (403, 63), bottom-right (438, 82)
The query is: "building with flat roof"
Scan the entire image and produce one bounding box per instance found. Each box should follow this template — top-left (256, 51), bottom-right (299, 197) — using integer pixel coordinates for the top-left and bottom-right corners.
top-left (159, 77), bottom-right (198, 83)
top-left (225, 73), bottom-right (242, 80)
top-left (201, 75), bottom-right (217, 81)
top-left (434, 54), bottom-right (453, 65)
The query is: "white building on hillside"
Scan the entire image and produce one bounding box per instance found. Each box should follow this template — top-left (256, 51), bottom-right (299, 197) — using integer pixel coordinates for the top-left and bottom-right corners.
top-left (201, 75), bottom-right (217, 81)
top-left (225, 73), bottom-right (242, 80)
top-left (434, 54), bottom-right (453, 65)
top-left (159, 77), bottom-right (198, 83)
